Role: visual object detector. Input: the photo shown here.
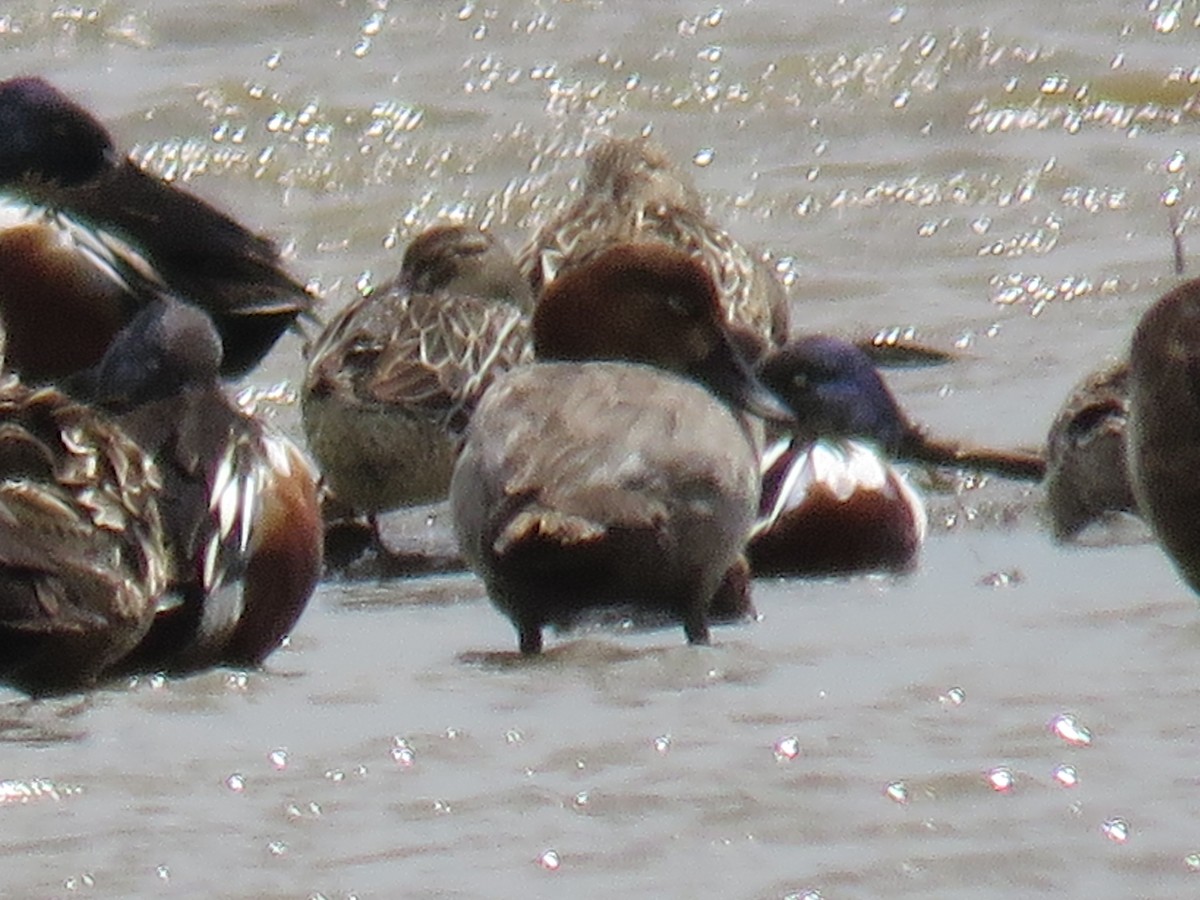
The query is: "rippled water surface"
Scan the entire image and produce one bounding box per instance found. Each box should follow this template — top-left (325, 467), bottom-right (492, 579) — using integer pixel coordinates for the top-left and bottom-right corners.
top-left (4, 1), bottom-right (1200, 897)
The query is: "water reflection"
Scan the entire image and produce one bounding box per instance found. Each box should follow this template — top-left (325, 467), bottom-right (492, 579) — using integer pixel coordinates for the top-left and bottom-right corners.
top-left (1, 0), bottom-right (1200, 896)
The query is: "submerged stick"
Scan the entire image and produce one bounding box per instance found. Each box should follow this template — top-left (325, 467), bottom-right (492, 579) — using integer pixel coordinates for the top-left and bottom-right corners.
top-left (900, 431), bottom-right (1047, 481)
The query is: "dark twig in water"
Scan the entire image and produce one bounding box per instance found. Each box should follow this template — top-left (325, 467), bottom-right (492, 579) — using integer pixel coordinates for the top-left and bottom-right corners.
top-left (855, 336), bottom-right (958, 368)
top-left (901, 432), bottom-right (1048, 481)
top-left (1170, 206), bottom-right (1185, 276)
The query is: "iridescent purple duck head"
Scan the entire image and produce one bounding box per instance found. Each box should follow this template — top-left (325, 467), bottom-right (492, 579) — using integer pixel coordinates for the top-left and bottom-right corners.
top-left (757, 334), bottom-right (910, 452)
top-left (749, 336), bottom-right (926, 576)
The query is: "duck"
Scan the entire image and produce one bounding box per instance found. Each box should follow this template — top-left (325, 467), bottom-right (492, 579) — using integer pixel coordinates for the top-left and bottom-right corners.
top-left (757, 336), bottom-right (1047, 479)
top-left (68, 299), bottom-right (323, 672)
top-left (302, 224), bottom-right (533, 557)
top-left (518, 136), bottom-right (789, 360)
top-left (750, 336), bottom-right (928, 575)
top-left (748, 336), bottom-right (1047, 575)
top-left (0, 375), bottom-right (170, 694)
top-left (752, 439), bottom-right (926, 576)
top-left (450, 242), bottom-right (790, 655)
top-left (1044, 359), bottom-right (1138, 540)
top-left (1127, 277), bottom-right (1200, 592)
top-left (0, 76), bottom-right (313, 380)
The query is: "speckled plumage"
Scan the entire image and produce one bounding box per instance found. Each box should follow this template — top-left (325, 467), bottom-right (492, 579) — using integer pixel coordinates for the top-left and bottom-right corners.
top-left (0, 376), bottom-right (169, 693)
top-left (303, 225), bottom-right (533, 519)
top-left (519, 137), bottom-right (789, 358)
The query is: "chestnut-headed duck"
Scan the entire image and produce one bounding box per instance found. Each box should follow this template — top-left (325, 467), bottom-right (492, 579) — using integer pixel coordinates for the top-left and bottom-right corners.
top-left (0, 76), bottom-right (313, 379)
top-left (302, 225), bottom-right (533, 555)
top-left (518, 136), bottom-right (789, 360)
top-left (451, 242), bottom-right (788, 655)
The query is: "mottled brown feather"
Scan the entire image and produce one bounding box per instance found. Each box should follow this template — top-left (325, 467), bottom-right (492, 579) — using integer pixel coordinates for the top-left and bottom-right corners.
top-left (519, 136), bottom-right (789, 357)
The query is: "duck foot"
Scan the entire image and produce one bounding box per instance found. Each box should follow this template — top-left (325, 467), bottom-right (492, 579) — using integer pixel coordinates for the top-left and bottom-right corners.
top-left (323, 513), bottom-right (468, 578)
top-left (322, 519), bottom-right (376, 572)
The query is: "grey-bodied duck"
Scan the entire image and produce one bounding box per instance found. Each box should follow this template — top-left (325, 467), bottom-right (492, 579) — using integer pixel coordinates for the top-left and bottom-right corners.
top-left (451, 242), bottom-right (789, 654)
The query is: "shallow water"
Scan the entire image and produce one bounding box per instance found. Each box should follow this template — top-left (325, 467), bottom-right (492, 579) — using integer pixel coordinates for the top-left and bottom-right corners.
top-left (3, 1), bottom-right (1200, 897)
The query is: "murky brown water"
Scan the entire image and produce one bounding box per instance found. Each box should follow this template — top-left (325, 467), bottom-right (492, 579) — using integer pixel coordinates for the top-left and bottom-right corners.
top-left (3, 1), bottom-right (1200, 897)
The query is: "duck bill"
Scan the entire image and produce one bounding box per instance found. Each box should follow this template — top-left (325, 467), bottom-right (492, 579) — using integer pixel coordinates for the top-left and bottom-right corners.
top-left (697, 334), bottom-right (794, 424)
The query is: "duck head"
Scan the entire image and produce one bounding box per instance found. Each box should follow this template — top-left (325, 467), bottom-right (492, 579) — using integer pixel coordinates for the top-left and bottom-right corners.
top-left (533, 242), bottom-right (789, 422)
top-left (69, 298), bottom-right (223, 411)
top-left (757, 335), bottom-right (908, 453)
top-left (1045, 360), bottom-right (1135, 540)
top-left (399, 224), bottom-right (533, 309)
top-left (581, 137), bottom-right (703, 211)
top-left (0, 77), bottom-right (116, 188)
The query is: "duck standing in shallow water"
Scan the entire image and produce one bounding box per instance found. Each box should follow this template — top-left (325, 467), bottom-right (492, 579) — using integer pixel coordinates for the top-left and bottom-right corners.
top-left (0, 76), bottom-right (313, 380)
top-left (451, 243), bottom-right (789, 654)
top-left (1044, 360), bottom-right (1138, 540)
top-left (1127, 278), bottom-right (1200, 592)
top-left (518, 136), bottom-right (789, 360)
top-left (302, 225), bottom-right (533, 557)
top-left (70, 300), bottom-right (322, 672)
top-left (0, 376), bottom-right (169, 694)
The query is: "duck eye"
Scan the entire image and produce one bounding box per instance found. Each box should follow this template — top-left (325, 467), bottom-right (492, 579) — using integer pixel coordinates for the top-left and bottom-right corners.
top-left (791, 372), bottom-right (808, 390)
top-left (665, 293), bottom-right (692, 318)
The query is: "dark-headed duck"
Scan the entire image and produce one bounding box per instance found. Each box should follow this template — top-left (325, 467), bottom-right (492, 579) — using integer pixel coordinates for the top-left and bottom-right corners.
top-left (750, 336), bottom-right (927, 575)
top-left (757, 335), bottom-right (1046, 479)
top-left (70, 300), bottom-right (322, 672)
top-left (0, 76), bottom-right (313, 380)
top-left (749, 336), bottom-right (1046, 574)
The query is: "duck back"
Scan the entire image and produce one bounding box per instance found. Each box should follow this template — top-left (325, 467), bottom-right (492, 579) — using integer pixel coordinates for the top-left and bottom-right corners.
top-left (451, 361), bottom-right (760, 653)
